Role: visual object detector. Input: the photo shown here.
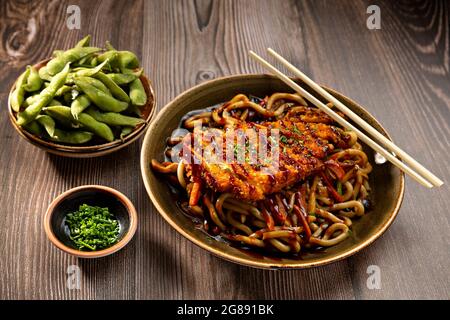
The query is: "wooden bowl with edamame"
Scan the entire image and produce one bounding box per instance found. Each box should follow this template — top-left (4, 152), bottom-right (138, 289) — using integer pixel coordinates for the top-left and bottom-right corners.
top-left (7, 35), bottom-right (156, 158)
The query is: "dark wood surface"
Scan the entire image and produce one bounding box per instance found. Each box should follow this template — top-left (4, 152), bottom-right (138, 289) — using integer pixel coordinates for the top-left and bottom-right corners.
top-left (0, 0), bottom-right (449, 300)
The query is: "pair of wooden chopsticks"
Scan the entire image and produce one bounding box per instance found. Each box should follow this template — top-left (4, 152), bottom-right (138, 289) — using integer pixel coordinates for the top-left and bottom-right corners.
top-left (249, 48), bottom-right (443, 188)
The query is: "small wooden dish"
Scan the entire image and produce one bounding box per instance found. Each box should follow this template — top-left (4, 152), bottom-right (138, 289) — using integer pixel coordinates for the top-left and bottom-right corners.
top-left (44, 185), bottom-right (138, 258)
top-left (8, 59), bottom-right (156, 158)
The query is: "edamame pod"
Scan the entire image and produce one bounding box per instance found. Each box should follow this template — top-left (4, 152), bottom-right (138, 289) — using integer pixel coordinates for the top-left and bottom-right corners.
top-left (120, 126), bottom-right (133, 139)
top-left (118, 51), bottom-right (139, 69)
top-left (23, 121), bottom-right (42, 136)
top-left (24, 95), bottom-right (61, 108)
top-left (44, 106), bottom-right (114, 142)
top-left (46, 47), bottom-right (101, 75)
top-left (106, 73), bottom-right (137, 85)
top-left (10, 68), bottom-right (30, 112)
top-left (38, 66), bottom-right (52, 81)
top-left (74, 78), bottom-right (128, 112)
top-left (23, 94), bottom-right (39, 108)
top-left (93, 72), bottom-right (130, 102)
top-left (97, 51), bottom-right (119, 69)
top-left (75, 76), bottom-right (111, 95)
top-left (55, 85), bottom-right (72, 96)
top-left (69, 59), bottom-right (109, 80)
top-left (36, 115), bottom-right (56, 137)
top-left (17, 63), bottom-right (70, 126)
top-left (75, 35), bottom-right (91, 48)
top-left (48, 99), bottom-right (64, 106)
top-left (129, 78), bottom-right (147, 106)
top-left (105, 41), bottom-right (115, 51)
top-left (71, 94), bottom-right (91, 119)
top-left (53, 50), bottom-right (64, 58)
top-left (43, 107), bottom-right (80, 129)
top-left (49, 129), bottom-right (93, 144)
top-left (23, 66), bottom-right (43, 92)
top-left (85, 107), bottom-right (144, 127)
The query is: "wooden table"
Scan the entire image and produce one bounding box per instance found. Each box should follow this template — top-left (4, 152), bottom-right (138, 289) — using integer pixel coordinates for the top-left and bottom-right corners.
top-left (1, 0), bottom-right (448, 300)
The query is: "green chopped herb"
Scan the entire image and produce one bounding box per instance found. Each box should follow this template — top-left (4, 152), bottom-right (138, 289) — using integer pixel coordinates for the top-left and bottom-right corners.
top-left (337, 181), bottom-right (343, 195)
top-left (65, 204), bottom-right (120, 251)
top-left (280, 135), bottom-right (289, 144)
top-left (292, 125), bottom-right (302, 135)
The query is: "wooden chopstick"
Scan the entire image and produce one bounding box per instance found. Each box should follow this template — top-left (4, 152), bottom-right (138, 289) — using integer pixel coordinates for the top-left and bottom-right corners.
top-left (267, 48), bottom-right (443, 188)
top-left (248, 50), bottom-right (435, 188)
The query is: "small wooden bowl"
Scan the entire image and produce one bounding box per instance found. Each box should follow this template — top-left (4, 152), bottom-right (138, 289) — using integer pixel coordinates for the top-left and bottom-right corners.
top-left (44, 185), bottom-right (138, 258)
top-left (8, 59), bottom-right (156, 158)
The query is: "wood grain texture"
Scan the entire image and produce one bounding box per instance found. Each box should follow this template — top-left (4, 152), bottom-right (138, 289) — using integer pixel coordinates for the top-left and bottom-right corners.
top-left (0, 0), bottom-right (448, 300)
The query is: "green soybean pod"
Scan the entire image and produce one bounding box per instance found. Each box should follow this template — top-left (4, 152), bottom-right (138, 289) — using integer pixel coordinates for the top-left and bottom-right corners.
top-left (90, 57), bottom-right (99, 67)
top-left (85, 107), bottom-right (144, 127)
top-left (106, 73), bottom-right (136, 85)
top-left (23, 121), bottom-right (43, 136)
top-left (47, 99), bottom-right (64, 106)
top-left (105, 40), bottom-right (115, 51)
top-left (23, 94), bottom-right (39, 108)
top-left (120, 126), bottom-right (133, 139)
top-left (10, 67), bottom-right (31, 112)
top-left (17, 63), bottom-right (70, 126)
top-left (97, 50), bottom-right (119, 68)
top-left (46, 47), bottom-right (101, 76)
top-left (75, 35), bottom-right (91, 48)
top-left (24, 95), bottom-right (61, 108)
top-left (43, 107), bottom-right (80, 129)
top-left (38, 66), bottom-right (52, 81)
top-left (55, 85), bottom-right (72, 96)
top-left (69, 59), bottom-right (109, 79)
top-left (23, 66), bottom-right (43, 92)
top-left (74, 78), bottom-right (128, 113)
top-left (36, 114), bottom-right (56, 137)
top-left (118, 51), bottom-right (139, 69)
top-left (44, 106), bottom-right (114, 142)
top-left (129, 78), bottom-right (147, 106)
top-left (94, 72), bottom-right (130, 102)
top-left (49, 128), bottom-right (94, 144)
top-left (71, 94), bottom-right (91, 119)
top-left (76, 76), bottom-right (111, 95)
top-left (53, 50), bottom-right (64, 58)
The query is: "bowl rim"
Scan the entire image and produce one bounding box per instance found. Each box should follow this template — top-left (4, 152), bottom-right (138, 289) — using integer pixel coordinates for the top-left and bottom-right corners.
top-left (8, 58), bottom-right (156, 157)
top-left (140, 73), bottom-right (405, 269)
top-left (43, 185), bottom-right (138, 258)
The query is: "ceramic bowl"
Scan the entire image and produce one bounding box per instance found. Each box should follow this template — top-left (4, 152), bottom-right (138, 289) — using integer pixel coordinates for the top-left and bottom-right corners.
top-left (140, 74), bottom-right (405, 269)
top-left (44, 185), bottom-right (138, 258)
top-left (8, 59), bottom-right (156, 158)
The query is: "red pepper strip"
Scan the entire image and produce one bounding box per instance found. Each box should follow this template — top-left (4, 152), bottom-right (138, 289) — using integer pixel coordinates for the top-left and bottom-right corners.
top-left (265, 197), bottom-right (286, 225)
top-left (294, 192), bottom-right (312, 241)
top-left (324, 159), bottom-right (345, 181)
top-left (320, 171), bottom-right (344, 202)
top-left (293, 205), bottom-right (311, 241)
top-left (189, 182), bottom-right (202, 206)
top-left (261, 205), bottom-right (275, 230)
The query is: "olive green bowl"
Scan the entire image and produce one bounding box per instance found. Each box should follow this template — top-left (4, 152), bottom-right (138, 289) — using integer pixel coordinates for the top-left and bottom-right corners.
top-left (140, 74), bottom-right (405, 269)
top-left (8, 59), bottom-right (156, 158)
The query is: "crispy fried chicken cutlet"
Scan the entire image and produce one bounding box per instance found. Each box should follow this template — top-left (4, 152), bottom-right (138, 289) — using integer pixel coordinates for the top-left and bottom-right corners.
top-left (182, 113), bottom-right (351, 201)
